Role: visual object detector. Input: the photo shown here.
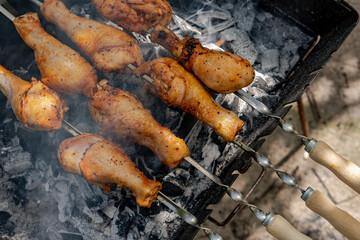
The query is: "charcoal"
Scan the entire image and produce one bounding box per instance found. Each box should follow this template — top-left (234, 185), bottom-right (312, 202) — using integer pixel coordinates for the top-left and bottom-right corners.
top-left (233, 0), bottom-right (258, 33)
top-left (161, 181), bottom-right (184, 197)
top-left (220, 3), bottom-right (235, 11)
top-left (0, 211), bottom-right (11, 226)
top-left (261, 48), bottom-right (280, 72)
top-left (205, 19), bottom-right (235, 35)
top-left (1, 149), bottom-right (32, 176)
top-left (174, 168), bottom-right (192, 182)
top-left (59, 231), bottom-right (83, 240)
top-left (25, 169), bottom-right (43, 191)
top-left (83, 206), bottom-right (104, 224)
top-left (54, 181), bottom-right (73, 222)
top-left (251, 72), bottom-right (280, 93)
top-left (69, 216), bottom-right (108, 240)
top-left (0, 164), bottom-right (4, 178)
top-left (73, 175), bottom-right (108, 210)
top-left (0, 0), bottom-right (315, 238)
top-left (101, 202), bottom-right (118, 219)
top-left (112, 206), bottom-right (135, 238)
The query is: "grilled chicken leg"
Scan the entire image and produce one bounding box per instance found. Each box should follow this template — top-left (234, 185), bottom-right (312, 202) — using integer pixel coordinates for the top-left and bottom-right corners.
top-left (0, 65), bottom-right (66, 131)
top-left (92, 0), bottom-right (172, 33)
top-left (88, 80), bottom-right (189, 169)
top-left (151, 25), bottom-right (255, 94)
top-left (13, 12), bottom-right (98, 98)
top-left (41, 0), bottom-right (144, 73)
top-left (133, 58), bottom-right (244, 141)
top-left (58, 133), bottom-right (162, 207)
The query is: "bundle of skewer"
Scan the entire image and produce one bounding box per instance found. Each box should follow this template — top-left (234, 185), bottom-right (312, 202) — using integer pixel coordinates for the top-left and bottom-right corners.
top-left (0, 0), bottom-right (360, 239)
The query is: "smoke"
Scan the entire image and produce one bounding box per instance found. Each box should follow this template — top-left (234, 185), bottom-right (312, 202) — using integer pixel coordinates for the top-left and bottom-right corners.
top-left (0, 0), bottom-right (312, 239)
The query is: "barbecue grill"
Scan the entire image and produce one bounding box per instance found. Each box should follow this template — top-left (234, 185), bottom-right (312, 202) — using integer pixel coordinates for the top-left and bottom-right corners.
top-left (0, 0), bottom-right (358, 239)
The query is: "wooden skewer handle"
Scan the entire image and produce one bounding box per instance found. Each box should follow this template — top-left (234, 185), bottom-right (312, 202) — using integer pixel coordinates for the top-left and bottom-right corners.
top-left (304, 189), bottom-right (360, 240)
top-left (306, 140), bottom-right (360, 194)
top-left (265, 214), bottom-right (312, 240)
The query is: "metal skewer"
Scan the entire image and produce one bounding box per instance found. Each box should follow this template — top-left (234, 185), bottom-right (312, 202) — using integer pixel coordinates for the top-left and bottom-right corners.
top-left (234, 89), bottom-right (309, 142)
top-left (0, 1), bottom-right (223, 232)
top-left (131, 61), bottom-right (306, 195)
top-left (61, 120), bottom-right (222, 240)
top-left (62, 120), bottom-right (311, 240)
top-left (4, 2), bottom-right (316, 238)
top-left (0, 0), bottom-right (244, 207)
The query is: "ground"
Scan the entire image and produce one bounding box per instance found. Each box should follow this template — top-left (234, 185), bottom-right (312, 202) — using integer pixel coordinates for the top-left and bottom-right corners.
top-left (195, 1), bottom-right (360, 239)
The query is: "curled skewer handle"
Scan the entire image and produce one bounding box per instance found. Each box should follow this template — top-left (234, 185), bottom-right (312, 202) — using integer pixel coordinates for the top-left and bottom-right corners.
top-left (302, 188), bottom-right (360, 240)
top-left (263, 214), bottom-right (312, 240)
top-left (305, 139), bottom-right (360, 195)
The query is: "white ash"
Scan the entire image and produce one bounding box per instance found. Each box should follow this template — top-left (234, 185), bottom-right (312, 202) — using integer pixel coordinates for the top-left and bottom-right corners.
top-left (261, 48), bottom-right (280, 72)
top-left (233, 0), bottom-right (257, 33)
top-left (0, 0), bottom-right (314, 239)
top-left (0, 201), bottom-right (9, 212)
top-left (54, 180), bottom-right (73, 222)
top-left (83, 206), bottom-right (104, 224)
top-left (201, 142), bottom-right (221, 168)
top-left (145, 210), bottom-right (179, 238)
top-left (25, 169), bottom-right (43, 191)
top-left (220, 28), bottom-right (258, 65)
top-left (101, 201), bottom-right (118, 219)
top-left (1, 137), bottom-right (32, 175)
top-left (69, 215), bottom-right (108, 240)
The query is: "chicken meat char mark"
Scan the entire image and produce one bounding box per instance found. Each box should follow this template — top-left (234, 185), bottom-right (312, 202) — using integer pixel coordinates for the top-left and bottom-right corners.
top-left (41, 0), bottom-right (144, 73)
top-left (0, 65), bottom-right (66, 131)
top-left (134, 58), bottom-right (244, 142)
top-left (58, 133), bottom-right (162, 208)
top-left (92, 0), bottom-right (172, 33)
top-left (151, 25), bottom-right (255, 94)
top-left (13, 12), bottom-right (98, 98)
top-left (88, 80), bottom-right (190, 169)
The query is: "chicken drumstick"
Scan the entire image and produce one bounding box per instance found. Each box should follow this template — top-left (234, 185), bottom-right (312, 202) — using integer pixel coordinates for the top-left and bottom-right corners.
top-left (13, 12), bottom-right (98, 98)
top-left (133, 58), bottom-right (244, 142)
top-left (58, 133), bottom-right (162, 207)
top-left (40, 0), bottom-right (144, 73)
top-left (88, 80), bottom-right (189, 169)
top-left (0, 65), bottom-right (66, 131)
top-left (151, 24), bottom-right (255, 94)
top-left (92, 0), bottom-right (172, 33)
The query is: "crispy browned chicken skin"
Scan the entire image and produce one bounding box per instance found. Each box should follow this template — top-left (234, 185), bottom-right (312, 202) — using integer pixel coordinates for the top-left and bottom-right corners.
top-left (151, 25), bottom-right (255, 94)
top-left (58, 133), bottom-right (162, 207)
top-left (88, 81), bottom-right (189, 169)
top-left (13, 12), bottom-right (98, 98)
top-left (0, 65), bottom-right (66, 131)
top-left (41, 0), bottom-right (144, 73)
top-left (134, 58), bottom-right (244, 141)
top-left (92, 0), bottom-right (172, 33)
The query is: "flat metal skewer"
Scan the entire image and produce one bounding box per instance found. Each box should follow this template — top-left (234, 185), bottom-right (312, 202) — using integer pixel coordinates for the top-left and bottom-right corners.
top-left (0, 1), bottom-right (238, 204)
top-left (234, 90), bottom-right (309, 143)
top-left (62, 120), bottom-right (288, 235)
top-left (233, 137), bottom-right (306, 194)
top-left (0, 2), bottom-right (15, 21)
top-left (0, 2), bottom-right (264, 224)
top-left (29, 0), bottom-right (42, 7)
top-left (61, 120), bottom-right (222, 240)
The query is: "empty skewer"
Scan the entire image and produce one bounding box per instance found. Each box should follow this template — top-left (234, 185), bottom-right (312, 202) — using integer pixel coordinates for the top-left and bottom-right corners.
top-left (234, 89), bottom-right (360, 195)
top-left (169, 12), bottom-right (360, 196)
top-left (130, 47), bottom-right (360, 240)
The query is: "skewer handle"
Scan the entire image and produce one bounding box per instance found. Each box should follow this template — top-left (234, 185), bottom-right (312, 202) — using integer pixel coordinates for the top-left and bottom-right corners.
top-left (265, 214), bottom-right (312, 240)
top-left (305, 139), bottom-right (360, 194)
top-left (302, 188), bottom-right (360, 240)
